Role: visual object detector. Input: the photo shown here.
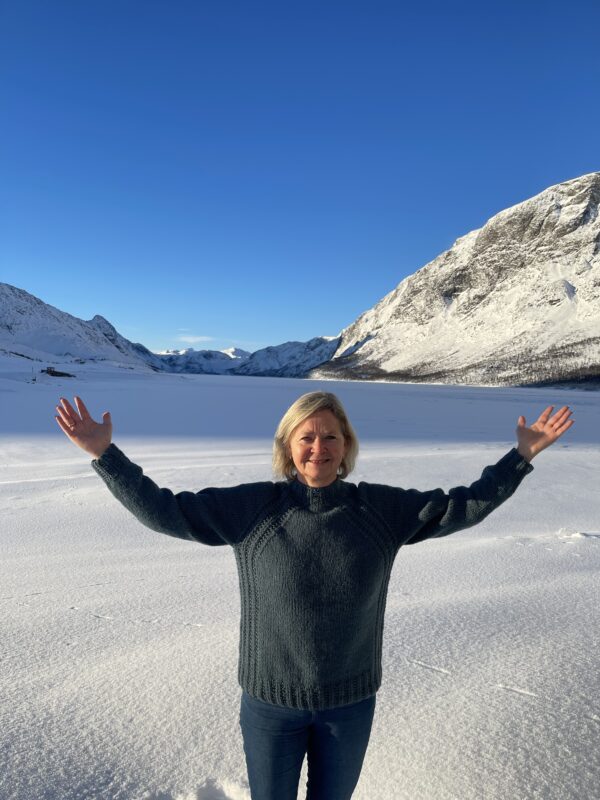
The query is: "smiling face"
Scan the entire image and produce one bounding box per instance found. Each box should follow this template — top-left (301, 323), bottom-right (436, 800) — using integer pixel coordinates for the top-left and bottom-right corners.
top-left (287, 409), bottom-right (348, 488)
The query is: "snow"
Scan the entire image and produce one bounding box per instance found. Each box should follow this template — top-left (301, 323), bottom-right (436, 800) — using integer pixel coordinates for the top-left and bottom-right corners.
top-left (1, 364), bottom-right (599, 800)
top-left (1, 281), bottom-right (340, 380)
top-left (322, 172), bottom-right (600, 386)
top-left (236, 336), bottom-right (340, 377)
top-left (0, 283), bottom-right (162, 371)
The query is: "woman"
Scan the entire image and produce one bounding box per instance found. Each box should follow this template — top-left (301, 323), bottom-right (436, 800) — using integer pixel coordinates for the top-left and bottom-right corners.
top-left (55, 391), bottom-right (574, 800)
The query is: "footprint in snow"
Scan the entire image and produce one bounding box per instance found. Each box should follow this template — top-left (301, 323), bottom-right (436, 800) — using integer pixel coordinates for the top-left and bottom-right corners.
top-left (196, 777), bottom-right (243, 799)
top-left (142, 777), bottom-right (250, 800)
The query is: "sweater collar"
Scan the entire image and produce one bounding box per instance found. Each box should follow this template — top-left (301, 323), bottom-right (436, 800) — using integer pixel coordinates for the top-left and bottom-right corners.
top-left (288, 477), bottom-right (348, 512)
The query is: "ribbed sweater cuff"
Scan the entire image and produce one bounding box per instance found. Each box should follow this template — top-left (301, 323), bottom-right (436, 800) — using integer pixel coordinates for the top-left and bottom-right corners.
top-left (91, 442), bottom-right (129, 480)
top-left (501, 447), bottom-right (535, 476)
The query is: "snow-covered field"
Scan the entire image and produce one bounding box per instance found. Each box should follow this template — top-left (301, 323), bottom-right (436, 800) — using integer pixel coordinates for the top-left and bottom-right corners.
top-left (1, 357), bottom-right (599, 800)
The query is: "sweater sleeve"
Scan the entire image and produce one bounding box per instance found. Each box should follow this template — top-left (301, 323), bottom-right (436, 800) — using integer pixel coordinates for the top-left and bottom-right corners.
top-left (360, 447), bottom-right (534, 547)
top-left (91, 443), bottom-right (278, 546)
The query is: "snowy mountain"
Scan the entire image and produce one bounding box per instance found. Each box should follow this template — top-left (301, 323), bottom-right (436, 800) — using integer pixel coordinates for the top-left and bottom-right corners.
top-left (0, 282), bottom-right (332, 378)
top-left (310, 172), bottom-right (600, 386)
top-left (157, 347), bottom-right (250, 374)
top-left (3, 172), bottom-right (599, 387)
top-left (235, 336), bottom-right (340, 377)
top-left (0, 283), bottom-right (162, 371)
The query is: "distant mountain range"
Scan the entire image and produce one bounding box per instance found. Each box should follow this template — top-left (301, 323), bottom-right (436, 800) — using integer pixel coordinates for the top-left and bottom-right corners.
top-left (2, 171), bottom-right (599, 386)
top-left (0, 282), bottom-right (339, 378)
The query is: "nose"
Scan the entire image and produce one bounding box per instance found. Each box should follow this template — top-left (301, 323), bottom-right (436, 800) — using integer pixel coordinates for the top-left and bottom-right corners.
top-left (311, 437), bottom-right (326, 453)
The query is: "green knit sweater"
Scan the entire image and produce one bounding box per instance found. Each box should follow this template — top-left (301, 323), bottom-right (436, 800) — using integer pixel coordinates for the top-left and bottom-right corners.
top-left (92, 444), bottom-right (533, 710)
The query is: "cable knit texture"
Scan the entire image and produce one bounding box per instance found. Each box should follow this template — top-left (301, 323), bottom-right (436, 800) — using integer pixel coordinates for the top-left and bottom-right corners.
top-left (92, 444), bottom-right (533, 710)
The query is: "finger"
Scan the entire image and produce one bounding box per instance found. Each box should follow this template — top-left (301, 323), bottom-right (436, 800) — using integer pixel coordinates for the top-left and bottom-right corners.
top-left (547, 407), bottom-right (572, 432)
top-left (55, 415), bottom-right (75, 437)
top-left (536, 405), bottom-right (555, 425)
top-left (74, 396), bottom-right (92, 421)
top-left (550, 405), bottom-right (572, 424)
top-left (59, 397), bottom-right (79, 422)
top-left (517, 415), bottom-right (526, 427)
top-left (554, 418), bottom-right (575, 436)
top-left (56, 405), bottom-right (76, 427)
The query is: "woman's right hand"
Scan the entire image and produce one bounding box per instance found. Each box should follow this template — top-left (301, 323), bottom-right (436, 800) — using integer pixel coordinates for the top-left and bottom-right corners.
top-left (55, 396), bottom-right (113, 459)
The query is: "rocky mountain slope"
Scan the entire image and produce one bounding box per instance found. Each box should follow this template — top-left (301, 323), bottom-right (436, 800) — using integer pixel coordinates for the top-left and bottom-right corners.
top-left (235, 336), bottom-right (340, 378)
top-left (0, 283), bottom-right (163, 370)
top-left (0, 283), bottom-right (336, 378)
top-left (158, 347), bottom-right (250, 374)
top-left (3, 172), bottom-right (599, 386)
top-left (310, 172), bottom-right (600, 386)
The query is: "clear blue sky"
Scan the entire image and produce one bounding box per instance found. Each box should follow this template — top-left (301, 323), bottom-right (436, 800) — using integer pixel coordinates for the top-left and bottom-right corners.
top-left (2, 0), bottom-right (599, 353)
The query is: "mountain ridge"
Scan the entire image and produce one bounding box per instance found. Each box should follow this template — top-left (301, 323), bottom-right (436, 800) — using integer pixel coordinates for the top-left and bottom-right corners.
top-left (2, 171), bottom-right (599, 386)
top-left (310, 171), bottom-right (600, 386)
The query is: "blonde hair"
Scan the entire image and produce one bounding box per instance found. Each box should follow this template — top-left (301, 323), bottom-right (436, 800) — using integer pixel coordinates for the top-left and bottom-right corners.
top-left (273, 391), bottom-right (359, 481)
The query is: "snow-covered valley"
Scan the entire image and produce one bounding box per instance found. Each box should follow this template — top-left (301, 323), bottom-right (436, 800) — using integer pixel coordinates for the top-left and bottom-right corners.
top-left (1, 365), bottom-right (599, 800)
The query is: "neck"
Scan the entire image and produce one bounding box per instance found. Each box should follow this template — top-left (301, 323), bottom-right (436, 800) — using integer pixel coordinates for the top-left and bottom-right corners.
top-left (295, 475), bottom-right (339, 489)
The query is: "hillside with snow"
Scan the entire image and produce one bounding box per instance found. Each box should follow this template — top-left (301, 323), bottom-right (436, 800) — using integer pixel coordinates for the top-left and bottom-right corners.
top-left (313, 172), bottom-right (600, 386)
top-left (2, 172), bottom-right (600, 388)
top-left (0, 283), bottom-right (337, 380)
top-left (0, 283), bottom-right (162, 371)
top-left (235, 335), bottom-right (340, 377)
top-left (157, 347), bottom-right (251, 374)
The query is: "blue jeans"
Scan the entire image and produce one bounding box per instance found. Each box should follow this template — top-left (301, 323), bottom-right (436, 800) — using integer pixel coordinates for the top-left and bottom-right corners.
top-left (239, 690), bottom-right (376, 800)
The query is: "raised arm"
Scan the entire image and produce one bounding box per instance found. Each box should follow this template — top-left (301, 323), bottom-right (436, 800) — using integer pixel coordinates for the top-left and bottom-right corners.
top-left (55, 396), bottom-right (278, 547)
top-left (91, 443), bottom-right (277, 546)
top-left (363, 404), bottom-right (574, 548)
top-left (400, 448), bottom-right (534, 545)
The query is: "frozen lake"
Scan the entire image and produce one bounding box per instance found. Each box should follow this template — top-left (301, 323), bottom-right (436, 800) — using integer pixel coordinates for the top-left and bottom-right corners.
top-left (1, 364), bottom-right (599, 800)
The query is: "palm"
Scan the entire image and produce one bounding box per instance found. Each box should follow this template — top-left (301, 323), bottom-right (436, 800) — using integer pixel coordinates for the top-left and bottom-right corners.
top-left (55, 396), bottom-right (112, 458)
top-left (516, 405), bottom-right (574, 461)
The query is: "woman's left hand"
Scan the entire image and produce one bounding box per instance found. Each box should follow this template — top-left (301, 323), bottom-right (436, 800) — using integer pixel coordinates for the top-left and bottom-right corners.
top-left (516, 405), bottom-right (574, 462)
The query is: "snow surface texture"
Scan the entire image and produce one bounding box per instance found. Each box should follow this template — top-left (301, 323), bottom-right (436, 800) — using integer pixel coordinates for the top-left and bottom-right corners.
top-left (315, 171), bottom-right (600, 385)
top-left (1, 365), bottom-right (599, 800)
